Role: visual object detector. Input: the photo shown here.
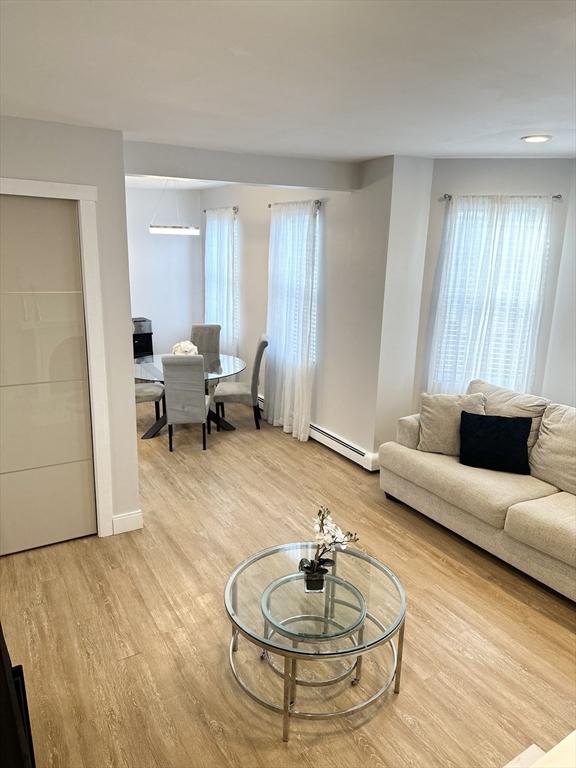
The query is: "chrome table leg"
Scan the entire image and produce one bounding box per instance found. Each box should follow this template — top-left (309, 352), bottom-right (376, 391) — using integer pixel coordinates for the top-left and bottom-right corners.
top-left (352, 625), bottom-right (364, 685)
top-left (282, 656), bottom-right (291, 742)
top-left (394, 620), bottom-right (405, 694)
top-left (330, 551), bottom-right (338, 619)
top-left (231, 581), bottom-right (238, 652)
top-left (290, 641), bottom-right (298, 707)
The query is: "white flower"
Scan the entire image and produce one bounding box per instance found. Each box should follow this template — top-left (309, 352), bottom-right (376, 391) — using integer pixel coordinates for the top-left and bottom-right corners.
top-left (172, 340), bottom-right (198, 356)
top-left (331, 525), bottom-right (344, 541)
top-left (313, 507), bottom-right (359, 554)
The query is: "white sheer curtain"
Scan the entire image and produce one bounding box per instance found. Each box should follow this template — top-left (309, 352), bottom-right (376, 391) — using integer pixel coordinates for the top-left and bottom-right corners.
top-left (264, 200), bottom-right (321, 441)
top-left (427, 195), bottom-right (552, 394)
top-left (204, 207), bottom-right (239, 355)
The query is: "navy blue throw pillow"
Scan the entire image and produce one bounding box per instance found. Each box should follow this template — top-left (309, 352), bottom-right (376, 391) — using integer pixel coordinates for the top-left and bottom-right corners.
top-left (459, 411), bottom-right (532, 474)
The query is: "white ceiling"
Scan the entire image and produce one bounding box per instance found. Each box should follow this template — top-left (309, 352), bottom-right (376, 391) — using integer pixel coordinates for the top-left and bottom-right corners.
top-left (1, 0), bottom-right (574, 161)
top-left (125, 175), bottom-right (233, 190)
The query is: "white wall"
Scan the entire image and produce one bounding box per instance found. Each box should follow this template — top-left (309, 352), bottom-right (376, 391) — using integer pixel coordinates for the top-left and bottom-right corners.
top-left (199, 164), bottom-right (393, 455)
top-left (543, 166), bottom-right (576, 405)
top-left (126, 187), bottom-right (203, 352)
top-left (415, 158), bottom-right (574, 400)
top-left (0, 116), bottom-right (140, 519)
top-left (125, 140), bottom-right (360, 191)
top-left (374, 156), bottom-right (434, 447)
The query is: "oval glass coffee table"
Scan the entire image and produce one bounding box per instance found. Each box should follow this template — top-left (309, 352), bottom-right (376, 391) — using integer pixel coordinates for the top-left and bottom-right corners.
top-left (224, 542), bottom-right (406, 741)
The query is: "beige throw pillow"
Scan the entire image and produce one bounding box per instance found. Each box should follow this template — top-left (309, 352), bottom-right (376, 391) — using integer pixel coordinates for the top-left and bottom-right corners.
top-left (529, 404), bottom-right (576, 494)
top-left (466, 379), bottom-right (550, 451)
top-left (418, 392), bottom-right (486, 456)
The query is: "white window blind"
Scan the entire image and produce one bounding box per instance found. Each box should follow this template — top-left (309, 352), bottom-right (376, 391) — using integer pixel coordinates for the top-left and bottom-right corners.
top-left (264, 200), bottom-right (321, 441)
top-left (427, 195), bottom-right (552, 394)
top-left (204, 206), bottom-right (239, 355)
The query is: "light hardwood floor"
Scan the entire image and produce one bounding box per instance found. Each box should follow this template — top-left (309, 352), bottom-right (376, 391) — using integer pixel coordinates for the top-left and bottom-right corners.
top-left (1, 403), bottom-right (575, 768)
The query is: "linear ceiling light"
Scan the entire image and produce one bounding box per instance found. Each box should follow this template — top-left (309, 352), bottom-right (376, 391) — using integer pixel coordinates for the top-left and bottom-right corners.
top-left (521, 135), bottom-right (552, 143)
top-left (149, 224), bottom-right (200, 236)
top-left (149, 177), bottom-right (200, 235)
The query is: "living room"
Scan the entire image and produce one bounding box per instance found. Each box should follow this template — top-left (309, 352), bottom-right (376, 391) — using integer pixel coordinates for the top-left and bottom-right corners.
top-left (0, 2), bottom-right (575, 767)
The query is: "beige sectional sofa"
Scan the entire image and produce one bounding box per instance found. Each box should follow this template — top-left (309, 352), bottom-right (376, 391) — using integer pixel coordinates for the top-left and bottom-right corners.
top-left (379, 383), bottom-right (576, 601)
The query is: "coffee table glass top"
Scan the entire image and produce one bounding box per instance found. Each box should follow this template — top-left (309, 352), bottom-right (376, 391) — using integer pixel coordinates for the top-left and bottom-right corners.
top-left (225, 543), bottom-right (406, 657)
top-left (134, 353), bottom-right (246, 382)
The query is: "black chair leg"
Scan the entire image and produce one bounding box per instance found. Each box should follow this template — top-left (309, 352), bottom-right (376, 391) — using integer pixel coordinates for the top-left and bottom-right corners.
top-left (221, 403), bottom-right (225, 418)
top-left (215, 403), bottom-right (221, 431)
top-left (168, 424), bottom-right (173, 452)
top-left (161, 394), bottom-right (166, 416)
top-left (202, 423), bottom-right (207, 450)
top-left (253, 405), bottom-right (261, 430)
top-left (207, 416), bottom-right (211, 435)
top-left (155, 400), bottom-right (160, 420)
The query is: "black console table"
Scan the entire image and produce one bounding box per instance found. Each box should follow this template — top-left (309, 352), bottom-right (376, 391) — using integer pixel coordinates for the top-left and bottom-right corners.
top-left (133, 317), bottom-right (154, 359)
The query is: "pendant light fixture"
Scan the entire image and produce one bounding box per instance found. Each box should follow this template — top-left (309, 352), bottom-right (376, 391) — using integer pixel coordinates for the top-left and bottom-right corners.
top-left (149, 224), bottom-right (200, 236)
top-left (149, 178), bottom-right (200, 236)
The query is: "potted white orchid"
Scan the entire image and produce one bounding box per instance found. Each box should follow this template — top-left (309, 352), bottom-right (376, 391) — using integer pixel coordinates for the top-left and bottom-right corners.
top-left (299, 507), bottom-right (359, 592)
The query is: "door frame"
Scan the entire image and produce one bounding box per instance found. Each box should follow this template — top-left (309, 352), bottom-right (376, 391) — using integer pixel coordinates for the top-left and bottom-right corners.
top-left (1, 177), bottom-right (114, 537)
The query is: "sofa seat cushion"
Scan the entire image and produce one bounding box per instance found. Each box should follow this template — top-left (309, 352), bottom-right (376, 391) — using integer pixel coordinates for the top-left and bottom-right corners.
top-left (379, 442), bottom-right (558, 528)
top-left (505, 493), bottom-right (576, 567)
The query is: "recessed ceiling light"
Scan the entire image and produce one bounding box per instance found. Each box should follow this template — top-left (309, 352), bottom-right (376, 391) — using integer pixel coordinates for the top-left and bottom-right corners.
top-left (521, 135), bottom-right (552, 143)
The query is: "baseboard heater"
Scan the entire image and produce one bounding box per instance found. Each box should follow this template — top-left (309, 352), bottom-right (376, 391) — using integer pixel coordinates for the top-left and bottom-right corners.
top-left (257, 396), bottom-right (379, 472)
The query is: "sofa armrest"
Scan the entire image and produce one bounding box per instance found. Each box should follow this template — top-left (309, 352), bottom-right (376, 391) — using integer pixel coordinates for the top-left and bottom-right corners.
top-left (396, 414), bottom-right (420, 449)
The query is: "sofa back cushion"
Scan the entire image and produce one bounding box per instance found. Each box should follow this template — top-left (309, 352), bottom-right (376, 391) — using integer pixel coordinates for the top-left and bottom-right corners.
top-left (529, 404), bottom-right (576, 494)
top-left (466, 379), bottom-right (550, 451)
top-left (418, 392), bottom-right (485, 456)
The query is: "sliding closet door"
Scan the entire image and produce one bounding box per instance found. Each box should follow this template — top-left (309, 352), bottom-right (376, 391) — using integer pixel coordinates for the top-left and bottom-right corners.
top-left (0, 194), bottom-right (97, 554)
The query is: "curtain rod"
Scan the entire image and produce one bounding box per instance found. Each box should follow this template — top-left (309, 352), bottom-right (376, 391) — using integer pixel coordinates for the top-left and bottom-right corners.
top-left (442, 193), bottom-right (562, 201)
top-left (268, 199), bottom-right (322, 209)
top-left (202, 206), bottom-right (239, 213)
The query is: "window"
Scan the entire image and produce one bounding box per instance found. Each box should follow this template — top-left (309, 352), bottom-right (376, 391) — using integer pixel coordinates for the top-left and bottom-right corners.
top-left (204, 206), bottom-right (239, 355)
top-left (264, 200), bottom-right (322, 441)
top-left (427, 195), bottom-right (552, 394)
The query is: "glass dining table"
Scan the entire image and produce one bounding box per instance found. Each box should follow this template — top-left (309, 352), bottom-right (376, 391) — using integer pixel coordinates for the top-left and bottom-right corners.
top-left (134, 353), bottom-right (246, 439)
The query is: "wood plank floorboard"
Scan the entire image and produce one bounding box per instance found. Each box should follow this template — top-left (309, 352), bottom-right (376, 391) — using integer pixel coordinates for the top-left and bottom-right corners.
top-left (1, 402), bottom-right (574, 768)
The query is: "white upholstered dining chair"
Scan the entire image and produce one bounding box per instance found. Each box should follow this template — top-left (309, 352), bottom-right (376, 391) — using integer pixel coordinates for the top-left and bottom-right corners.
top-left (214, 335), bottom-right (268, 429)
top-left (191, 324), bottom-right (221, 355)
top-left (135, 382), bottom-right (165, 422)
top-left (162, 355), bottom-right (212, 451)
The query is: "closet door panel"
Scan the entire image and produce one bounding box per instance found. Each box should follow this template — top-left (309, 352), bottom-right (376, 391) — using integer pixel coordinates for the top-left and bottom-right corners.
top-left (0, 461), bottom-right (96, 555)
top-left (0, 292), bottom-right (88, 386)
top-left (0, 380), bottom-right (93, 473)
top-left (0, 195), bottom-right (82, 292)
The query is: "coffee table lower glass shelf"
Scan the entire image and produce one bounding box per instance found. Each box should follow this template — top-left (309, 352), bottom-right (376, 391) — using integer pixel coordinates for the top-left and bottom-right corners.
top-left (224, 542), bottom-right (407, 741)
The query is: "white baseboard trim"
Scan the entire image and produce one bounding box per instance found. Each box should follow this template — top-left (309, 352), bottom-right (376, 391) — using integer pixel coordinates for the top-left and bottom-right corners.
top-left (362, 451), bottom-right (381, 472)
top-left (112, 509), bottom-right (143, 535)
top-left (309, 424), bottom-right (379, 472)
top-left (257, 396), bottom-right (378, 472)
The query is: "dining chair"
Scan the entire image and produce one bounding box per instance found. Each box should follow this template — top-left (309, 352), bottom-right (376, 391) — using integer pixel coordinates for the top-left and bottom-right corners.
top-left (191, 324), bottom-right (221, 355)
top-left (162, 355), bottom-right (212, 451)
top-left (135, 381), bottom-right (165, 421)
top-left (214, 335), bottom-right (269, 429)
